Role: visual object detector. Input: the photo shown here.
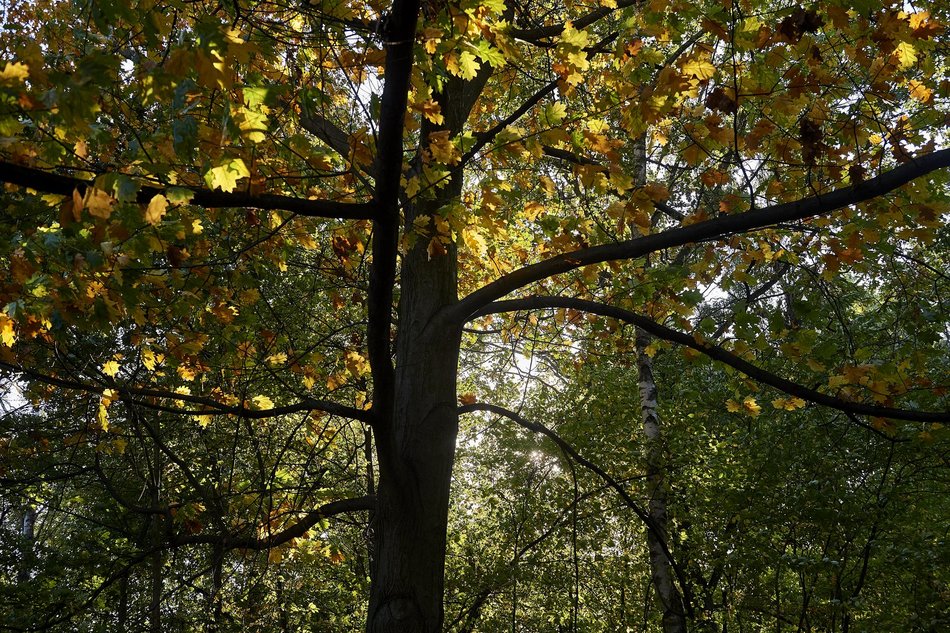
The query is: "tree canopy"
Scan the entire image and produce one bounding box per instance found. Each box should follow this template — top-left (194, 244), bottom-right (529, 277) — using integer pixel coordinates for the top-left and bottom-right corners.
top-left (0, 0), bottom-right (948, 631)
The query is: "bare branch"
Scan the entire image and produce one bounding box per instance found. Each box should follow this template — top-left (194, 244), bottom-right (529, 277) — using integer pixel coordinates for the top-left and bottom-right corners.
top-left (0, 161), bottom-right (375, 219)
top-left (473, 296), bottom-right (950, 424)
top-left (451, 148), bottom-right (950, 321)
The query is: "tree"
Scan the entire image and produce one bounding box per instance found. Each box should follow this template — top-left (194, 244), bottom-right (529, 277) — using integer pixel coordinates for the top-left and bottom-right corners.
top-left (0, 0), bottom-right (948, 631)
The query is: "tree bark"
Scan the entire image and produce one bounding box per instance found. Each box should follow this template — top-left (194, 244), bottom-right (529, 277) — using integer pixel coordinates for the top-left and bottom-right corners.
top-left (17, 504), bottom-right (36, 584)
top-left (365, 165), bottom-right (463, 632)
top-left (637, 329), bottom-right (687, 633)
top-left (366, 254), bottom-right (461, 632)
top-left (632, 133), bottom-right (687, 633)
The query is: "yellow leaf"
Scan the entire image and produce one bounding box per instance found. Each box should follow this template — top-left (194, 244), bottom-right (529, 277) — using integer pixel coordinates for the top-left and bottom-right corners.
top-left (828, 374), bottom-right (849, 388)
top-left (84, 188), bottom-right (115, 219)
top-left (560, 22), bottom-right (590, 49)
top-left (417, 98), bottom-right (444, 125)
top-left (742, 396), bottom-right (761, 417)
top-left (771, 396), bottom-right (807, 411)
top-left (428, 131), bottom-right (460, 165)
top-left (267, 352), bottom-right (287, 366)
top-left (893, 41), bottom-right (917, 69)
top-left (458, 51), bottom-right (480, 80)
top-left (462, 226), bottom-right (488, 256)
top-left (141, 348), bottom-right (159, 370)
top-left (907, 79), bottom-right (933, 103)
top-left (344, 350), bottom-right (370, 377)
top-left (177, 363), bottom-right (197, 381)
top-left (544, 102), bottom-right (567, 125)
top-left (194, 414), bottom-right (213, 428)
top-left (204, 158), bottom-right (250, 192)
top-left (101, 360), bottom-right (120, 377)
top-left (145, 194), bottom-right (168, 225)
top-left (681, 58), bottom-right (716, 80)
top-left (97, 402), bottom-right (110, 431)
top-left (524, 201), bottom-right (545, 220)
top-left (252, 394), bottom-right (274, 410)
top-left (725, 399), bottom-right (741, 413)
top-left (0, 312), bottom-right (15, 347)
top-left (0, 62), bottom-right (29, 85)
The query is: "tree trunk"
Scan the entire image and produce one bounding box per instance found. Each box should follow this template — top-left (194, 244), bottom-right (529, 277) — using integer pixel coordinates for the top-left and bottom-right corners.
top-left (631, 130), bottom-right (687, 633)
top-left (637, 329), bottom-right (687, 633)
top-left (17, 504), bottom-right (36, 583)
top-left (366, 182), bottom-right (462, 631)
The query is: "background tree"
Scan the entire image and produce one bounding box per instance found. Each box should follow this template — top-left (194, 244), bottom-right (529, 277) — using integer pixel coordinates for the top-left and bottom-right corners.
top-left (0, 0), bottom-right (948, 632)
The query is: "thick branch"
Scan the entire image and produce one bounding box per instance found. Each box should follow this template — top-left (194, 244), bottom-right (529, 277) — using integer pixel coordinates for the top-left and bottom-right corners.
top-left (451, 148), bottom-right (950, 320)
top-left (0, 161), bottom-right (374, 219)
top-left (299, 113), bottom-right (353, 161)
top-left (173, 495), bottom-right (375, 551)
top-left (474, 297), bottom-right (950, 424)
top-left (366, 0), bottom-right (420, 433)
top-left (0, 360), bottom-right (372, 423)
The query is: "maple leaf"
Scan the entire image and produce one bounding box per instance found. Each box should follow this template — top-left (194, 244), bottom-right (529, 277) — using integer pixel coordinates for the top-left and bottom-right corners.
top-left (177, 363), bottom-right (198, 381)
top-left (560, 22), bottom-right (589, 49)
top-left (344, 350), bottom-right (370, 377)
top-left (141, 348), bottom-right (161, 371)
top-left (459, 393), bottom-right (477, 405)
top-left (0, 312), bottom-right (15, 347)
top-left (101, 360), bottom-right (120, 377)
top-left (0, 62), bottom-right (29, 85)
top-left (543, 102), bottom-right (567, 126)
top-left (84, 188), bottom-right (115, 219)
top-left (771, 397), bottom-right (807, 411)
top-left (778, 7), bottom-right (822, 43)
top-left (97, 402), bottom-right (110, 431)
top-left (204, 158), bottom-right (250, 192)
top-left (267, 352), bottom-right (288, 366)
top-left (145, 194), bottom-right (168, 225)
top-left (742, 396), bottom-right (762, 417)
top-left (252, 395), bottom-right (274, 410)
